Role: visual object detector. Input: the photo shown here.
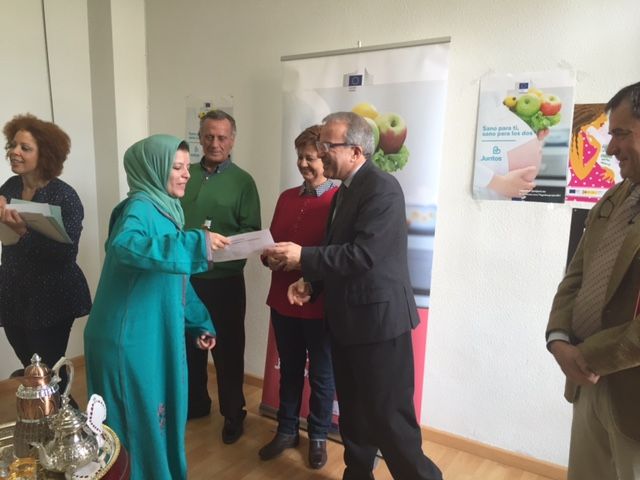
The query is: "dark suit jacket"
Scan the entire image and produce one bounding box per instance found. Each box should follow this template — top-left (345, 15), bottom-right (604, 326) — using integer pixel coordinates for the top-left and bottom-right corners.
top-left (547, 179), bottom-right (640, 441)
top-left (300, 160), bottom-right (419, 347)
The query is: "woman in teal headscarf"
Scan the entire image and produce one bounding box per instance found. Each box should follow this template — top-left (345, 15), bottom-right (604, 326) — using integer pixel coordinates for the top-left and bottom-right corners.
top-left (84, 134), bottom-right (229, 480)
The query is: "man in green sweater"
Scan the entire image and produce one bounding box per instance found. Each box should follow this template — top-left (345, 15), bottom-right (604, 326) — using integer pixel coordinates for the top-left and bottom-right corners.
top-left (181, 110), bottom-right (261, 444)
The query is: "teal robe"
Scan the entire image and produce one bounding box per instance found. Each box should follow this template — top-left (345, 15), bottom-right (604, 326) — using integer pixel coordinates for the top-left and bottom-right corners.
top-left (84, 196), bottom-right (214, 480)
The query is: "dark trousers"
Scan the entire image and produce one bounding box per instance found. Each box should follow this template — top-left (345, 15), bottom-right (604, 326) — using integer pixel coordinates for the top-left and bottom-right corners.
top-left (4, 320), bottom-right (74, 393)
top-left (271, 309), bottom-right (335, 439)
top-left (186, 275), bottom-right (246, 419)
top-left (332, 331), bottom-right (442, 480)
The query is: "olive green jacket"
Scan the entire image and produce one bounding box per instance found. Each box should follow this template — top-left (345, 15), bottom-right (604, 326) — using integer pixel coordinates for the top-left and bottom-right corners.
top-left (547, 179), bottom-right (640, 441)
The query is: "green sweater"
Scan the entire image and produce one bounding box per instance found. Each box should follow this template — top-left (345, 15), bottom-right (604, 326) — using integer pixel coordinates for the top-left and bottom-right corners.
top-left (181, 160), bottom-right (261, 279)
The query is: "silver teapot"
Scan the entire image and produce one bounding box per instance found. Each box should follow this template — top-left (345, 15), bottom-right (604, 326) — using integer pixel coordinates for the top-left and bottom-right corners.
top-left (31, 361), bottom-right (100, 476)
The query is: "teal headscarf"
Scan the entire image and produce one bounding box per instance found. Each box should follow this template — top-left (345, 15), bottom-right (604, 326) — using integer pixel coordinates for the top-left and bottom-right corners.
top-left (124, 134), bottom-right (186, 226)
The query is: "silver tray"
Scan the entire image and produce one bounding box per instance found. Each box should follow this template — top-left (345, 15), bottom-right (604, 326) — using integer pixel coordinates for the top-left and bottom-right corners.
top-left (0, 422), bottom-right (120, 480)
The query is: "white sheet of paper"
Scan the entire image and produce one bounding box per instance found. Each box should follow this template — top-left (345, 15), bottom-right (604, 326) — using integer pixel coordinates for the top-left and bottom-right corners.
top-left (213, 229), bottom-right (274, 263)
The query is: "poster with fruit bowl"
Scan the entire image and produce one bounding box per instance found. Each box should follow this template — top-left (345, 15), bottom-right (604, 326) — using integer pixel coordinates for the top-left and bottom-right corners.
top-left (472, 70), bottom-right (575, 203)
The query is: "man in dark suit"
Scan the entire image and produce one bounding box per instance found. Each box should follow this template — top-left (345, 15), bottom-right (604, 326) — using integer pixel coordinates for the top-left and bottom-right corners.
top-left (547, 81), bottom-right (640, 479)
top-left (265, 112), bottom-right (442, 480)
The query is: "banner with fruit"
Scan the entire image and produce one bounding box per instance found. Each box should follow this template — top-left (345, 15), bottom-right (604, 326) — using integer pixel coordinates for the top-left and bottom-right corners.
top-left (261, 41), bottom-right (450, 430)
top-left (279, 43), bottom-right (449, 215)
top-left (473, 71), bottom-right (575, 203)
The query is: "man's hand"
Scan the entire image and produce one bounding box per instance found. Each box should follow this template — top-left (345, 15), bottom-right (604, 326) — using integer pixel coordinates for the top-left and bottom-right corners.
top-left (549, 341), bottom-right (600, 386)
top-left (265, 255), bottom-right (285, 271)
top-left (287, 278), bottom-right (311, 306)
top-left (263, 242), bottom-right (302, 271)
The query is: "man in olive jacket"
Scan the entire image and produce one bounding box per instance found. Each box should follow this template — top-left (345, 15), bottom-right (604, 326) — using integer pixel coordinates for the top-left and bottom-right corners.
top-left (547, 81), bottom-right (640, 480)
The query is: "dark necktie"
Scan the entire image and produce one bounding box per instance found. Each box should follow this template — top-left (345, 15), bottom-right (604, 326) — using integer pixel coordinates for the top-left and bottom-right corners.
top-left (331, 184), bottom-right (346, 223)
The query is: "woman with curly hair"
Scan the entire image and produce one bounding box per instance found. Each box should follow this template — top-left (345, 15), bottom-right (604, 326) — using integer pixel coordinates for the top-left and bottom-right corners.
top-left (0, 114), bottom-right (91, 391)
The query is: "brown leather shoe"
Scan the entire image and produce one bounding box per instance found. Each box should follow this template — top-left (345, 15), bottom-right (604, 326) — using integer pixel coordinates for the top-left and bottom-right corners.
top-left (258, 433), bottom-right (299, 460)
top-left (308, 440), bottom-right (327, 469)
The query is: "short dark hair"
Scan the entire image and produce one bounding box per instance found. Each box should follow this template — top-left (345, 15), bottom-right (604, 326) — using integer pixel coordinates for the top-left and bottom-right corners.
top-left (3, 113), bottom-right (70, 180)
top-left (199, 110), bottom-right (237, 136)
top-left (322, 111), bottom-right (375, 160)
top-left (294, 125), bottom-right (321, 151)
top-left (178, 140), bottom-right (190, 152)
top-left (606, 81), bottom-right (640, 119)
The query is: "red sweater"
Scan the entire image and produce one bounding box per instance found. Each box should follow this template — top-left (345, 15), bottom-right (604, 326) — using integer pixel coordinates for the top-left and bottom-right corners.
top-left (266, 185), bottom-right (337, 318)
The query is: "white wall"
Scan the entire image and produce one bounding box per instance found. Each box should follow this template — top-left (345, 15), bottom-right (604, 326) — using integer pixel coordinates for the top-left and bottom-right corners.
top-left (0, 0), bottom-right (52, 376)
top-left (144, 0), bottom-right (640, 466)
top-left (0, 0), bottom-right (101, 377)
top-left (43, 0), bottom-right (101, 362)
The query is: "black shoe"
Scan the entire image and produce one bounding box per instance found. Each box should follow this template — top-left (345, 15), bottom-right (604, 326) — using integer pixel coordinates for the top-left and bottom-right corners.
top-left (222, 411), bottom-right (246, 444)
top-left (308, 440), bottom-right (327, 469)
top-left (258, 432), bottom-right (300, 460)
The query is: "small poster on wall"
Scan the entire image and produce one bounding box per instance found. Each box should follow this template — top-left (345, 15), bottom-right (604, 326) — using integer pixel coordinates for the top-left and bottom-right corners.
top-left (565, 104), bottom-right (619, 203)
top-left (473, 70), bottom-right (575, 203)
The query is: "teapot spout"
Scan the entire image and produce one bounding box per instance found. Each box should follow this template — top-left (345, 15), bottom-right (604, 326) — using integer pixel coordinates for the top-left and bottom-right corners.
top-left (31, 442), bottom-right (54, 470)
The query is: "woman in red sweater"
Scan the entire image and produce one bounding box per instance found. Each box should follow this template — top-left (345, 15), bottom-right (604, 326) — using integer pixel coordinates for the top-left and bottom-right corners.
top-left (259, 126), bottom-right (337, 469)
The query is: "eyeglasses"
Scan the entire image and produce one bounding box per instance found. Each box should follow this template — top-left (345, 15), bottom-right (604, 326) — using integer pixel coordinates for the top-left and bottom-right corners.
top-left (315, 141), bottom-right (356, 154)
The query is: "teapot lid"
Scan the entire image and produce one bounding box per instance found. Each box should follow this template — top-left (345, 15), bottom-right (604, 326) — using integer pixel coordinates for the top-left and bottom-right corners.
top-left (23, 354), bottom-right (52, 379)
top-left (19, 354), bottom-right (57, 390)
top-left (50, 397), bottom-right (86, 434)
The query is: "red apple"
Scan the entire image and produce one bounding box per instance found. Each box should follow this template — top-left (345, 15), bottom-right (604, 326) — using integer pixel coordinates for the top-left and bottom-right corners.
top-left (375, 113), bottom-right (407, 154)
top-left (540, 94), bottom-right (562, 116)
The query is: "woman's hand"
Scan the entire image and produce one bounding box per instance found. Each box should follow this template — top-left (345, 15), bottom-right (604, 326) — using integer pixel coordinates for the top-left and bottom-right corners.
top-left (196, 333), bottom-right (216, 350)
top-left (0, 206), bottom-right (27, 236)
top-left (207, 231), bottom-right (230, 251)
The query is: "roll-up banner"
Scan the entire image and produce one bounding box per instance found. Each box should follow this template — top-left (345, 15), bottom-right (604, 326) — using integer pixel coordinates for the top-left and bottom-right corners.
top-left (260, 39), bottom-right (450, 434)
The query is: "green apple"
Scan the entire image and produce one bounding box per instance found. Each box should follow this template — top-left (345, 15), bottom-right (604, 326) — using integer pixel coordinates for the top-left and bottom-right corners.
top-left (515, 94), bottom-right (541, 118)
top-left (364, 117), bottom-right (380, 150)
top-left (375, 113), bottom-right (407, 154)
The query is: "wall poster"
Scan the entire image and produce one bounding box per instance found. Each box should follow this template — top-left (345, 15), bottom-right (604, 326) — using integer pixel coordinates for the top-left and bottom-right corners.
top-left (473, 71), bottom-right (576, 203)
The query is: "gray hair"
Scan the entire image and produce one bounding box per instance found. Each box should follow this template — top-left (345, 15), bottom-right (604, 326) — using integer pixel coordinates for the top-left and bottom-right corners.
top-left (606, 81), bottom-right (640, 119)
top-left (199, 109), bottom-right (237, 136)
top-left (322, 111), bottom-right (375, 160)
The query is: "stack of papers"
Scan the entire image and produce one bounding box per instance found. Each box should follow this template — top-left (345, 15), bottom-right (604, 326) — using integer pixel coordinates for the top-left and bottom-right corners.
top-left (3, 199), bottom-right (72, 244)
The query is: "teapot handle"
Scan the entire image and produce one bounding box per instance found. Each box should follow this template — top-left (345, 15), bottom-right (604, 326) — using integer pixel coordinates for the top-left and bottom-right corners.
top-left (51, 357), bottom-right (74, 400)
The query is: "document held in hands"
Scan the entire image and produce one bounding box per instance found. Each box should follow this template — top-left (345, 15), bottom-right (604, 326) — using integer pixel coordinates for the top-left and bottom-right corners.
top-left (6, 200), bottom-right (72, 244)
top-left (213, 229), bottom-right (275, 263)
top-left (0, 223), bottom-right (20, 245)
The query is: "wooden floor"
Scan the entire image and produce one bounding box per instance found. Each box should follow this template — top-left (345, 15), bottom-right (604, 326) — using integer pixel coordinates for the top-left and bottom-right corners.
top-left (0, 361), bottom-right (558, 480)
